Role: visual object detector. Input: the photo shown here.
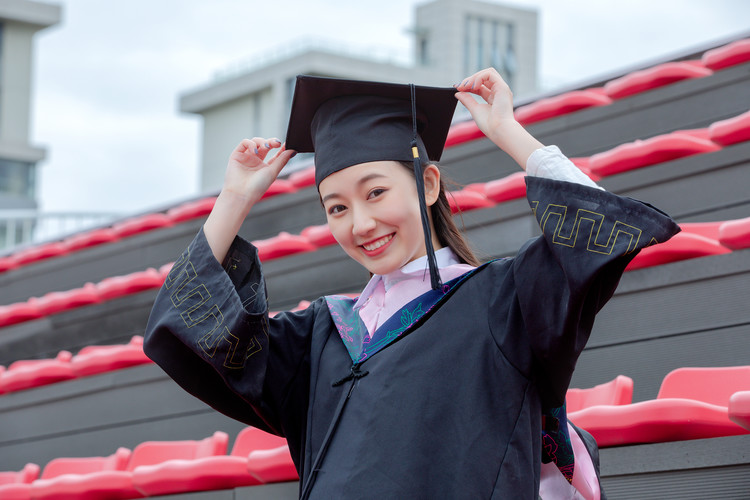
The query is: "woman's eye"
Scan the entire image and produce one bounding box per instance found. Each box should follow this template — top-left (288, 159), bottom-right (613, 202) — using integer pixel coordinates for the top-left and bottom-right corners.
top-left (328, 204), bottom-right (346, 215)
top-left (368, 188), bottom-right (386, 199)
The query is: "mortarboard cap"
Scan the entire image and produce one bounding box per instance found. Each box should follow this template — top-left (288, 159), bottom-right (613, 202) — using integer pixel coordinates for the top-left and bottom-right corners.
top-left (285, 75), bottom-right (458, 187)
top-left (284, 75), bottom-right (458, 291)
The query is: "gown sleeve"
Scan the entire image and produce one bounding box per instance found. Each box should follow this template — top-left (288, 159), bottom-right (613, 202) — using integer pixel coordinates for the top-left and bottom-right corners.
top-left (143, 228), bottom-right (315, 438)
top-left (510, 176), bottom-right (680, 408)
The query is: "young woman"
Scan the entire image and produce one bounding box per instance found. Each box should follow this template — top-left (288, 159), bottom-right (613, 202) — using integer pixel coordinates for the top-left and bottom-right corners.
top-left (144, 69), bottom-right (679, 499)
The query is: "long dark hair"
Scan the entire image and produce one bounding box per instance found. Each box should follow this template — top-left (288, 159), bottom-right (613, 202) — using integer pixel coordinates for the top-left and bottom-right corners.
top-left (400, 162), bottom-right (481, 267)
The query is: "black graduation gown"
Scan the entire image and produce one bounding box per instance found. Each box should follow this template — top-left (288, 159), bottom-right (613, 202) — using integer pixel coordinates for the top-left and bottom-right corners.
top-left (144, 177), bottom-right (679, 499)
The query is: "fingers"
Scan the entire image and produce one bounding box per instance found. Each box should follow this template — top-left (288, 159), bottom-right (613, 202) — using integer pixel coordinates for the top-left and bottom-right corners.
top-left (267, 143), bottom-right (298, 175)
top-left (455, 68), bottom-right (509, 102)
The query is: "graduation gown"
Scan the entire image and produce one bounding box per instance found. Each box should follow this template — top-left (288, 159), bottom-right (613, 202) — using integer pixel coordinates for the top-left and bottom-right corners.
top-left (144, 177), bottom-right (679, 499)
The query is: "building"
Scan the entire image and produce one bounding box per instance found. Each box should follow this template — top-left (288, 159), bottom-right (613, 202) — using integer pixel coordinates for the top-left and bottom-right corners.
top-left (179, 0), bottom-right (538, 193)
top-left (0, 0), bottom-right (60, 248)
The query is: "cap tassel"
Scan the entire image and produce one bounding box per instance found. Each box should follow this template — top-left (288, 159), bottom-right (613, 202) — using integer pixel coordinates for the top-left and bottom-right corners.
top-left (410, 84), bottom-right (442, 291)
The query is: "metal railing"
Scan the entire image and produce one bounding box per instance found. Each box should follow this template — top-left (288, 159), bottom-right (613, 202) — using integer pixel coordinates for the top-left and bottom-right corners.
top-left (0, 210), bottom-right (119, 252)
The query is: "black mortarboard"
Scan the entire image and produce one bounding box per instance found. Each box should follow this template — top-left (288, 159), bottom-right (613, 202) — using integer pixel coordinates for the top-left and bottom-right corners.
top-left (285, 75), bottom-right (458, 290)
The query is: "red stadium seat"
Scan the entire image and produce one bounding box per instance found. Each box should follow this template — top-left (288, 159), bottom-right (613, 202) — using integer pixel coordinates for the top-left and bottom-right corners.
top-left (729, 391), bottom-right (750, 431)
top-left (260, 179), bottom-right (297, 200)
top-left (626, 232), bottom-right (730, 271)
top-left (288, 165), bottom-right (316, 189)
top-left (566, 375), bottom-right (634, 413)
top-left (166, 197), bottom-right (217, 223)
top-left (483, 172), bottom-right (527, 203)
top-left (587, 131), bottom-right (721, 177)
top-left (254, 232), bottom-right (317, 261)
top-left (63, 227), bottom-right (119, 252)
top-left (0, 255), bottom-right (19, 273)
top-left (71, 335), bottom-right (152, 377)
top-left (701, 38), bottom-right (750, 71)
top-left (679, 221), bottom-right (722, 240)
top-left (444, 120), bottom-right (485, 148)
top-left (708, 109), bottom-right (750, 146)
top-left (718, 216), bottom-right (750, 250)
top-left (515, 88), bottom-right (612, 125)
top-left (12, 241), bottom-right (68, 267)
top-left (300, 224), bottom-right (337, 248)
top-left (291, 300), bottom-right (312, 312)
top-left (0, 351), bottom-right (76, 393)
top-left (569, 366), bottom-right (750, 447)
top-left (0, 463), bottom-right (39, 500)
top-left (36, 283), bottom-right (101, 316)
top-left (0, 300), bottom-right (43, 328)
top-left (112, 213), bottom-right (173, 238)
top-left (603, 60), bottom-right (713, 99)
top-left (447, 188), bottom-right (495, 214)
top-left (95, 268), bottom-right (164, 301)
top-left (30, 448), bottom-right (135, 500)
top-left (131, 430), bottom-right (269, 497)
top-left (247, 445), bottom-right (299, 484)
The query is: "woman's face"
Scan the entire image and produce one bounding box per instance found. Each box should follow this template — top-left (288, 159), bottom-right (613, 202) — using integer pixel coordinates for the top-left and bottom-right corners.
top-left (319, 161), bottom-right (441, 276)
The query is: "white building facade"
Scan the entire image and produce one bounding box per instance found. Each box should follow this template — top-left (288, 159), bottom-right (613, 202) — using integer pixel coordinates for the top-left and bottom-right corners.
top-left (180, 0), bottom-right (538, 193)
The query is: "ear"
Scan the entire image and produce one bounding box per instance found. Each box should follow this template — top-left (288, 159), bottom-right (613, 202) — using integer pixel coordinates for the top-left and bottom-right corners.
top-left (423, 164), bottom-right (441, 207)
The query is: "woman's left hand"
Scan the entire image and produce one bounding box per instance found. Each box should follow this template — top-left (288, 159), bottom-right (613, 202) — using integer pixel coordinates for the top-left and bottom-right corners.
top-left (455, 68), bottom-right (543, 170)
top-left (454, 68), bottom-right (516, 142)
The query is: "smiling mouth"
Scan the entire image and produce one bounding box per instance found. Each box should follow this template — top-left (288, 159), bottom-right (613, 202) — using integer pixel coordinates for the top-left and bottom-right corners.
top-left (361, 234), bottom-right (394, 252)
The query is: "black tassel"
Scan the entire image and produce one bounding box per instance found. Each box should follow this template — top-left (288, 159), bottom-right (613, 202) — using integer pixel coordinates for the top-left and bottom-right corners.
top-left (410, 84), bottom-right (442, 291)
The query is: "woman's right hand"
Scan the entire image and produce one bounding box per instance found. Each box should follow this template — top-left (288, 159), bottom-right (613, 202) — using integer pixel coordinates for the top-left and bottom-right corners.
top-left (204, 138), bottom-right (297, 263)
top-left (222, 137), bottom-right (297, 207)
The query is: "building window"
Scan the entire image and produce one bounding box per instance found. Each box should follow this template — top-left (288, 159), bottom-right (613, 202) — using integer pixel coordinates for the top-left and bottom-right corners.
top-left (418, 36), bottom-right (429, 66)
top-left (0, 159), bottom-right (36, 199)
top-left (464, 15), bottom-right (516, 87)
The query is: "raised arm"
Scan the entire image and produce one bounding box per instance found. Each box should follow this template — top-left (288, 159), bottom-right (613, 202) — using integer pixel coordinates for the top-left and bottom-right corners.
top-left (204, 138), bottom-right (296, 263)
top-left (455, 68), bottom-right (543, 171)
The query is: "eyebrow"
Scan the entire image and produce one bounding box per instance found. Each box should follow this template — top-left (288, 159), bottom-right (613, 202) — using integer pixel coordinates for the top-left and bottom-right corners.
top-left (320, 172), bottom-right (388, 204)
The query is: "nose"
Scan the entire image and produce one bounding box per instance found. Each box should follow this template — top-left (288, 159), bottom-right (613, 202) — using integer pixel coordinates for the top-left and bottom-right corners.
top-left (351, 205), bottom-right (376, 237)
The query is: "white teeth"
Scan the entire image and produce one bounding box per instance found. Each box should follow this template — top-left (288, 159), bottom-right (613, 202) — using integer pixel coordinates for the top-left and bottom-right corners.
top-left (363, 234), bottom-right (393, 251)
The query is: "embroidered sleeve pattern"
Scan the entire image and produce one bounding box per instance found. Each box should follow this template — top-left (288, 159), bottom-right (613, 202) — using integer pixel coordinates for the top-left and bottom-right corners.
top-left (164, 245), bottom-right (268, 370)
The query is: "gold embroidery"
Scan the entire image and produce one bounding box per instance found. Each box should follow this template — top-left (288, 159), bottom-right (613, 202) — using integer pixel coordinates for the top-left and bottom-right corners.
top-left (165, 246), bottom-right (264, 369)
top-left (534, 202), bottom-right (643, 256)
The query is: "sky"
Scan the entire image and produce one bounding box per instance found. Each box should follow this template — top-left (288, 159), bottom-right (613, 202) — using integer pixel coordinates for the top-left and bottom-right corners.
top-left (30, 0), bottom-right (750, 219)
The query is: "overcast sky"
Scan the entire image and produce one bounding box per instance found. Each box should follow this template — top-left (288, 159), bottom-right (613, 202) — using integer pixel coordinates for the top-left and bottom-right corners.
top-left (31, 0), bottom-right (750, 217)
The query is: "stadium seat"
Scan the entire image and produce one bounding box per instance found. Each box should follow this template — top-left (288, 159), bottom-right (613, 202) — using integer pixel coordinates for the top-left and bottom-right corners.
top-left (587, 131), bottom-right (721, 177)
top-left (0, 463), bottom-right (40, 500)
top-left (0, 301), bottom-right (43, 328)
top-left (679, 221), bottom-right (723, 240)
top-left (566, 375), bottom-right (634, 413)
top-left (29, 448), bottom-right (136, 500)
top-left (112, 213), bottom-right (173, 238)
top-left (444, 120), bottom-right (485, 148)
top-left (729, 391), bottom-right (750, 431)
top-left (95, 268), bottom-right (164, 301)
top-left (300, 223), bottom-right (337, 247)
top-left (708, 109), bottom-right (750, 146)
top-left (701, 38), bottom-right (750, 71)
top-left (483, 172), bottom-right (527, 203)
top-left (36, 283), bottom-right (101, 316)
top-left (0, 351), bottom-right (76, 394)
top-left (288, 165), bottom-right (316, 189)
top-left (718, 216), bottom-right (750, 250)
top-left (166, 197), bottom-right (217, 224)
top-left (603, 60), bottom-right (713, 99)
top-left (12, 241), bottom-right (69, 267)
top-left (247, 445), bottom-right (299, 484)
top-left (626, 232), bottom-right (730, 271)
top-left (254, 232), bottom-right (317, 261)
top-left (569, 366), bottom-right (750, 447)
top-left (260, 179), bottom-right (297, 200)
top-left (514, 88), bottom-right (612, 125)
top-left (63, 227), bottom-right (119, 252)
top-left (0, 255), bottom-right (19, 273)
top-left (132, 427), bottom-right (286, 496)
top-left (447, 188), bottom-right (495, 214)
top-left (71, 335), bottom-right (152, 377)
